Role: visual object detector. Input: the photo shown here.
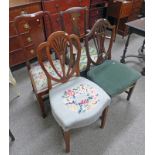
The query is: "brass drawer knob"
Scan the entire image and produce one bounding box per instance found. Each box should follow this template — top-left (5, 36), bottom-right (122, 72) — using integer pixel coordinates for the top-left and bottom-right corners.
top-left (30, 49), bottom-right (34, 54)
top-left (20, 10), bottom-right (27, 15)
top-left (24, 23), bottom-right (30, 29)
top-left (27, 37), bottom-right (32, 42)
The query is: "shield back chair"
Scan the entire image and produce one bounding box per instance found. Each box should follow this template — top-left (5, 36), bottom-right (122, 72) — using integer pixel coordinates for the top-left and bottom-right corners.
top-left (59, 6), bottom-right (89, 40)
top-left (85, 18), bottom-right (141, 100)
top-left (59, 6), bottom-right (91, 75)
top-left (37, 31), bottom-right (111, 153)
top-left (14, 11), bottom-right (54, 118)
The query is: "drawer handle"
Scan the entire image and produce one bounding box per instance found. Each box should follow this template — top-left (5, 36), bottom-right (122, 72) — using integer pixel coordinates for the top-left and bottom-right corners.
top-left (24, 23), bottom-right (30, 29)
top-left (20, 10), bottom-right (27, 15)
top-left (30, 49), bottom-right (34, 54)
top-left (36, 19), bottom-right (40, 22)
top-left (27, 37), bottom-right (32, 43)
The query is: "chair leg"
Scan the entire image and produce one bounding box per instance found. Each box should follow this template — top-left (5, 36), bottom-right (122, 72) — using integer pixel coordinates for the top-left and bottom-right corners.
top-left (64, 131), bottom-right (70, 153)
top-left (37, 95), bottom-right (46, 118)
top-left (100, 106), bottom-right (109, 129)
top-left (127, 85), bottom-right (135, 101)
top-left (9, 130), bottom-right (15, 141)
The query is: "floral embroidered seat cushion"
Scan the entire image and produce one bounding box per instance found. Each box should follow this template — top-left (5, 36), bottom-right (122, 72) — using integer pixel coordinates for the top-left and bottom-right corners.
top-left (30, 60), bottom-right (69, 93)
top-left (49, 77), bottom-right (111, 131)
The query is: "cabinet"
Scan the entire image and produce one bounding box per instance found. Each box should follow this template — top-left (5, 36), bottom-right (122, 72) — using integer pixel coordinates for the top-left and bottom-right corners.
top-left (89, 0), bottom-right (108, 28)
top-left (9, 0), bottom-right (45, 67)
top-left (106, 0), bottom-right (143, 37)
top-left (129, 0), bottom-right (143, 21)
top-left (41, 0), bottom-right (90, 37)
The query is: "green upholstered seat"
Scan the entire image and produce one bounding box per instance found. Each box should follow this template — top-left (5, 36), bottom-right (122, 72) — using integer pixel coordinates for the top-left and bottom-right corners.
top-left (87, 60), bottom-right (141, 97)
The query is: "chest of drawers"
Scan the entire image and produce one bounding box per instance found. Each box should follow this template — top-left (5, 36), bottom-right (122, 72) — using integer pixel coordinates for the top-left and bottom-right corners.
top-left (9, 0), bottom-right (45, 67)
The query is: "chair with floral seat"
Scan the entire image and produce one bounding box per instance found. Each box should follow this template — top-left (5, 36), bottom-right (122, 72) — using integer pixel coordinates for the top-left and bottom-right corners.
top-left (85, 18), bottom-right (141, 100)
top-left (37, 31), bottom-right (111, 153)
top-left (14, 11), bottom-right (59, 118)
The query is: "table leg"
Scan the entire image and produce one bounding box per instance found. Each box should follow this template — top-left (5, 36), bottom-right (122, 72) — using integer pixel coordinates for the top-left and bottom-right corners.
top-left (141, 39), bottom-right (145, 53)
top-left (141, 67), bottom-right (145, 76)
top-left (120, 30), bottom-right (132, 63)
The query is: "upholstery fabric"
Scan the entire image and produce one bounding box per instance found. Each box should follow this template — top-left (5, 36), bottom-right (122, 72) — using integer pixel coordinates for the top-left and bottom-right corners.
top-left (87, 60), bottom-right (141, 97)
top-left (30, 60), bottom-right (69, 93)
top-left (79, 47), bottom-right (98, 71)
top-left (49, 77), bottom-right (111, 131)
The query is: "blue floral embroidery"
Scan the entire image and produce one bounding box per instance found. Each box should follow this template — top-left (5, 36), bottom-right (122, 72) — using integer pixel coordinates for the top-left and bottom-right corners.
top-left (62, 84), bottom-right (99, 113)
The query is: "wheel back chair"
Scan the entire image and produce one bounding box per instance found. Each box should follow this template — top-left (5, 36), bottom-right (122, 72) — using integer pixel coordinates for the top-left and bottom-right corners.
top-left (85, 18), bottom-right (141, 100)
top-left (37, 31), bottom-right (111, 153)
top-left (14, 11), bottom-right (55, 118)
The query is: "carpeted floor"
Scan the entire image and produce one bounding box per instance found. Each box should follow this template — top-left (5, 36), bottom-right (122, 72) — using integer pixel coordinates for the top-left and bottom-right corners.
top-left (9, 34), bottom-right (145, 155)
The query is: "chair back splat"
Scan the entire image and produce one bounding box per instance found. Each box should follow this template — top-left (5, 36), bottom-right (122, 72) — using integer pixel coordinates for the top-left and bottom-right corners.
top-left (85, 18), bottom-right (115, 68)
top-left (37, 31), bottom-right (81, 89)
top-left (59, 6), bottom-right (89, 40)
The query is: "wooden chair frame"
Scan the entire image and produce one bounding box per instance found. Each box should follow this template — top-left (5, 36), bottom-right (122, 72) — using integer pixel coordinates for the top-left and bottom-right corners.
top-left (85, 18), bottom-right (136, 101)
top-left (84, 18), bottom-right (115, 70)
top-left (14, 11), bottom-right (53, 118)
top-left (59, 6), bottom-right (89, 40)
top-left (37, 31), bottom-right (109, 152)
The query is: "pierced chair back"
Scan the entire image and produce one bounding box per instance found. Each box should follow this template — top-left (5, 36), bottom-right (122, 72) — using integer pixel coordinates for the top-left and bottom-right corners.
top-left (84, 18), bottom-right (115, 69)
top-left (37, 31), bottom-right (81, 90)
top-left (14, 11), bottom-right (53, 70)
top-left (59, 7), bottom-right (89, 40)
top-left (14, 11), bottom-right (53, 118)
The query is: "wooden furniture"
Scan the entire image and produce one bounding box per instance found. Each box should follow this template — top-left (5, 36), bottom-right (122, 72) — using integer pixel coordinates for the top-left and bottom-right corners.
top-left (129, 0), bottom-right (144, 20)
top-left (85, 18), bottom-right (141, 100)
top-left (59, 7), bottom-right (88, 39)
top-left (37, 31), bottom-right (111, 152)
top-left (41, 0), bottom-right (90, 38)
top-left (14, 11), bottom-right (53, 118)
top-left (89, 0), bottom-right (108, 28)
top-left (9, 0), bottom-right (45, 67)
top-left (107, 0), bottom-right (133, 38)
top-left (120, 18), bottom-right (145, 75)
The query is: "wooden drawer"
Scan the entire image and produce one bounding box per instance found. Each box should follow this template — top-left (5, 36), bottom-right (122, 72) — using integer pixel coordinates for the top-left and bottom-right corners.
top-left (9, 37), bottom-right (21, 51)
top-left (9, 22), bottom-right (16, 36)
top-left (9, 2), bottom-right (45, 67)
top-left (10, 49), bottom-right (26, 65)
top-left (9, 3), bottom-right (40, 21)
top-left (133, 1), bottom-right (142, 9)
top-left (120, 2), bottom-right (132, 18)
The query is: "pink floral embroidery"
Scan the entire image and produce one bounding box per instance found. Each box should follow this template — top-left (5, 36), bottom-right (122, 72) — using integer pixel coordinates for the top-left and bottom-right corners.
top-left (62, 84), bottom-right (99, 113)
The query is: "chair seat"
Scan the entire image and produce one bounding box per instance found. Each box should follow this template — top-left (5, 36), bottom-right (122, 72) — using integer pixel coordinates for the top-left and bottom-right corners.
top-left (87, 60), bottom-right (141, 97)
top-left (30, 60), bottom-right (69, 93)
top-left (49, 77), bottom-right (111, 131)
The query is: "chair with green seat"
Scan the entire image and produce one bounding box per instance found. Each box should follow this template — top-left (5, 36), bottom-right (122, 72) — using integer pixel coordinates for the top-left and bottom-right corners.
top-left (85, 18), bottom-right (141, 100)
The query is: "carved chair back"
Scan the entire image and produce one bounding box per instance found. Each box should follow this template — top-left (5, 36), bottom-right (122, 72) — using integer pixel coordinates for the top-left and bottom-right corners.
top-left (59, 7), bottom-right (89, 40)
top-left (84, 18), bottom-right (115, 69)
top-left (14, 11), bottom-right (53, 69)
top-left (37, 31), bottom-right (81, 90)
